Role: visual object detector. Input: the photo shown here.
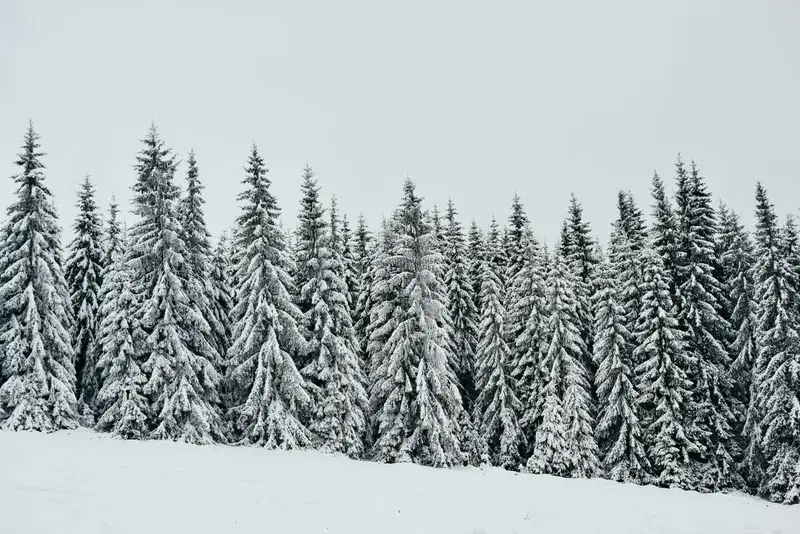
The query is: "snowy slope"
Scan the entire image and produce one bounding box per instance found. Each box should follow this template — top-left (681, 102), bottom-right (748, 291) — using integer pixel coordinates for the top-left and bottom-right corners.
top-left (0, 430), bottom-right (796, 534)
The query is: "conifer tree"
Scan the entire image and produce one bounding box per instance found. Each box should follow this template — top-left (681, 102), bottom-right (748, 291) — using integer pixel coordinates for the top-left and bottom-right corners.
top-left (179, 150), bottom-right (226, 365)
top-left (593, 260), bottom-right (648, 482)
top-left (443, 199), bottom-right (479, 409)
top-left (649, 172), bottom-right (680, 300)
top-left (634, 248), bottom-right (697, 489)
top-left (209, 231), bottom-right (235, 404)
top-left (467, 220), bottom-right (485, 313)
top-left (352, 215), bottom-right (374, 357)
top-left (528, 251), bottom-right (598, 477)
top-left (369, 180), bottom-right (465, 467)
top-left (127, 125), bottom-right (224, 444)
top-left (65, 175), bottom-right (104, 411)
top-left (296, 175), bottom-right (368, 458)
top-left (563, 194), bottom-right (598, 379)
top-left (0, 122), bottom-right (78, 431)
top-left (95, 230), bottom-right (148, 438)
top-left (474, 217), bottom-right (524, 469)
top-left (717, 204), bottom-right (757, 467)
top-left (510, 232), bottom-right (548, 454)
top-left (341, 214), bottom-right (360, 315)
top-left (226, 144), bottom-right (312, 449)
top-left (746, 183), bottom-right (800, 503)
top-left (674, 161), bottom-right (738, 491)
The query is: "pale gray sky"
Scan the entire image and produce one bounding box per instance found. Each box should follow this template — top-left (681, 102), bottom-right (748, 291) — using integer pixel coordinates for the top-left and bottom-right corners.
top-left (2, 0), bottom-right (799, 247)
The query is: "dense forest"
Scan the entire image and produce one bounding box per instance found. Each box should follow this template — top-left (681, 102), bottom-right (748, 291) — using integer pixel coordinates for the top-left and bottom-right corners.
top-left (0, 121), bottom-right (798, 505)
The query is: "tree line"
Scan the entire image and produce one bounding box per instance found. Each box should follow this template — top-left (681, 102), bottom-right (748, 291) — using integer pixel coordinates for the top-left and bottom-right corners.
top-left (0, 122), bottom-right (798, 505)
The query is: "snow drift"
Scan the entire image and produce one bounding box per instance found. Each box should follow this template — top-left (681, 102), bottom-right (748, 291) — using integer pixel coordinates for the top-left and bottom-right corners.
top-left (0, 429), bottom-right (796, 533)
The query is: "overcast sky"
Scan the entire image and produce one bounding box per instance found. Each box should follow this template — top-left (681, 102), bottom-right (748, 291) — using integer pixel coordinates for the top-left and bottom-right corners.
top-left (2, 0), bottom-right (799, 247)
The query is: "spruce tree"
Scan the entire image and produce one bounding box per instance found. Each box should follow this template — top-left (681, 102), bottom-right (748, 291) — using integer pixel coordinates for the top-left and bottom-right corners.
top-left (674, 161), bottom-right (738, 491)
top-left (649, 172), bottom-right (680, 301)
top-left (467, 220), bottom-right (485, 314)
top-left (593, 260), bottom-right (648, 482)
top-left (528, 251), bottom-right (598, 477)
top-left (352, 214), bottom-right (374, 358)
top-left (510, 232), bottom-right (548, 455)
top-left (563, 194), bottom-right (598, 383)
top-left (443, 199), bottom-right (479, 409)
top-left (127, 125), bottom-right (224, 444)
top-left (718, 204), bottom-right (757, 473)
top-left (209, 231), bottom-right (235, 405)
top-left (226, 144), bottom-right (312, 449)
top-left (297, 183), bottom-right (368, 458)
top-left (65, 175), bottom-right (104, 411)
top-left (179, 150), bottom-right (226, 365)
top-left (95, 230), bottom-right (148, 439)
top-left (341, 214), bottom-right (360, 316)
top-left (474, 220), bottom-right (524, 470)
top-left (634, 248), bottom-right (697, 489)
top-left (369, 179), bottom-right (465, 467)
top-left (0, 122), bottom-right (78, 431)
top-left (747, 183), bottom-right (800, 503)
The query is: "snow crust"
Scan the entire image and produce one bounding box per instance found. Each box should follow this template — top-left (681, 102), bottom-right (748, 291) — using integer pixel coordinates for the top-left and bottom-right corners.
top-left (1, 429), bottom-right (797, 533)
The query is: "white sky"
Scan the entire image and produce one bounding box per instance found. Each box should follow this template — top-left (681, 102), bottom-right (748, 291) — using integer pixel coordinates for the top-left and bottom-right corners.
top-left (2, 0), bottom-right (799, 246)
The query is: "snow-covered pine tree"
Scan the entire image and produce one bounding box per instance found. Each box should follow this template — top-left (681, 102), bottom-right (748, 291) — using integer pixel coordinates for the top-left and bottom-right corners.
top-left (225, 144), bottom-right (311, 449)
top-left (474, 216), bottom-right (525, 470)
top-left (746, 183), bottom-right (800, 503)
top-left (127, 125), bottom-right (224, 444)
top-left (295, 173), bottom-right (368, 458)
top-left (442, 199), bottom-right (479, 410)
top-left (95, 228), bottom-right (148, 439)
top-left (352, 214), bottom-right (374, 358)
top-left (717, 203), bottom-right (757, 474)
top-left (673, 160), bottom-right (739, 491)
top-left (65, 175), bottom-right (104, 413)
top-left (210, 231), bottom-right (235, 407)
top-left (179, 150), bottom-right (227, 366)
top-left (369, 179), bottom-right (465, 467)
top-left (527, 250), bottom-right (598, 477)
top-left (341, 214), bottom-right (360, 316)
top-left (467, 220), bottom-right (485, 315)
top-left (649, 172), bottom-right (680, 301)
top-left (593, 259), bottom-right (648, 482)
top-left (633, 247), bottom-right (697, 489)
top-left (510, 231), bottom-right (548, 456)
top-left (0, 122), bottom-right (78, 431)
top-left (563, 194), bottom-right (598, 383)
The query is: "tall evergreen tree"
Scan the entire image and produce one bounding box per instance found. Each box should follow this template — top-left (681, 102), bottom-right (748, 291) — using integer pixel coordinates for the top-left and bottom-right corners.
top-left (369, 180), bottom-right (465, 467)
top-left (674, 161), bottom-right (738, 491)
top-left (746, 183), bottom-right (800, 503)
top-left (717, 204), bottom-right (757, 471)
top-left (634, 248), bottom-right (698, 489)
top-left (179, 150), bottom-right (226, 366)
top-left (593, 260), bottom-right (648, 482)
top-left (297, 179), bottom-right (368, 458)
top-left (226, 144), bottom-right (312, 449)
top-left (510, 232), bottom-right (548, 455)
top-left (352, 214), bottom-right (374, 358)
top-left (127, 125), bottom-right (224, 444)
top-left (562, 194), bottom-right (598, 383)
top-left (649, 172), bottom-right (680, 301)
top-left (467, 220), bottom-right (485, 314)
top-left (95, 229), bottom-right (148, 439)
top-left (295, 163), bottom-right (326, 315)
top-left (443, 199), bottom-right (479, 409)
top-left (528, 251), bottom-right (598, 477)
top-left (65, 175), bottom-right (104, 411)
top-left (209, 231), bottom-right (235, 405)
top-left (341, 214), bottom-right (360, 315)
top-left (0, 122), bottom-right (78, 431)
top-left (474, 217), bottom-right (524, 469)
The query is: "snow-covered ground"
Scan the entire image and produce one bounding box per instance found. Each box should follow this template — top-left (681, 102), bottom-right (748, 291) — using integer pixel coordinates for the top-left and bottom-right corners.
top-left (0, 430), bottom-right (796, 534)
